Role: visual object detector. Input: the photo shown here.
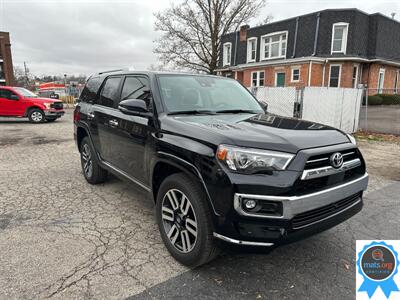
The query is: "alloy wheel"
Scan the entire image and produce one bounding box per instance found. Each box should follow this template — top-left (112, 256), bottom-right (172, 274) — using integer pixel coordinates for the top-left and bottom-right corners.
top-left (31, 111), bottom-right (43, 122)
top-left (161, 189), bottom-right (198, 253)
top-left (81, 144), bottom-right (93, 178)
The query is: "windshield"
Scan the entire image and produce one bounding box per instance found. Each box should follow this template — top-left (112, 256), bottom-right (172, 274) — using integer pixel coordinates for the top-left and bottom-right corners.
top-left (13, 87), bottom-right (38, 98)
top-left (157, 75), bottom-right (263, 114)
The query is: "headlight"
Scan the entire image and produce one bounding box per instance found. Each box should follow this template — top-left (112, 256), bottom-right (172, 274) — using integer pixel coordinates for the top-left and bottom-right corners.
top-left (216, 144), bottom-right (294, 173)
top-left (347, 134), bottom-right (357, 145)
top-left (43, 103), bottom-right (52, 109)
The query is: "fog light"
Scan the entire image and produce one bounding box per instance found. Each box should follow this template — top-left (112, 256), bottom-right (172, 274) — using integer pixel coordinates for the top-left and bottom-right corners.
top-left (244, 199), bottom-right (257, 210)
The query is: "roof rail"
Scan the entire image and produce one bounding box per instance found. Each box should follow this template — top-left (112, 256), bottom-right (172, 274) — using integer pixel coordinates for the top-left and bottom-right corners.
top-left (97, 68), bottom-right (126, 75)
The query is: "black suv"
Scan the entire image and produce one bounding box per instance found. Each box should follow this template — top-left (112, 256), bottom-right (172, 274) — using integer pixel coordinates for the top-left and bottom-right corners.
top-left (74, 71), bottom-right (368, 267)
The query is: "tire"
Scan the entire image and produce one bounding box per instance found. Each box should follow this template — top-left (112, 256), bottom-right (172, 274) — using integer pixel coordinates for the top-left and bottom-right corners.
top-left (28, 108), bottom-right (45, 123)
top-left (156, 173), bottom-right (219, 267)
top-left (80, 136), bottom-right (108, 184)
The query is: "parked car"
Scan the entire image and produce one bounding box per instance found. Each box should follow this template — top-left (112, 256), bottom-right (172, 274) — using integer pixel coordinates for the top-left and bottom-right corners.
top-left (74, 71), bottom-right (368, 267)
top-left (0, 86), bottom-right (65, 123)
top-left (38, 90), bottom-right (60, 99)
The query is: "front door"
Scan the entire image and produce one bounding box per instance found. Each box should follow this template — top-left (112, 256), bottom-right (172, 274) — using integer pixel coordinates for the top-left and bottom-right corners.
top-left (276, 72), bottom-right (286, 87)
top-left (109, 75), bottom-right (152, 186)
top-left (0, 88), bottom-right (22, 116)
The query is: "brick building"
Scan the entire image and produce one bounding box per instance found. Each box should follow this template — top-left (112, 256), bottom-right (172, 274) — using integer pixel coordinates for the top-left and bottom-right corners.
top-left (0, 31), bottom-right (15, 86)
top-left (217, 9), bottom-right (400, 93)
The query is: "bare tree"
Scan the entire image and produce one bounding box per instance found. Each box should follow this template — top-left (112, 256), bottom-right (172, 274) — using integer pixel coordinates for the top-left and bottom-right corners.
top-left (154, 0), bottom-right (266, 74)
top-left (257, 15), bottom-right (274, 26)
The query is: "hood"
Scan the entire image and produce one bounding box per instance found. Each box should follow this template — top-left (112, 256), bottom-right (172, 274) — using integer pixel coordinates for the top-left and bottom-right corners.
top-left (161, 113), bottom-right (350, 153)
top-left (27, 97), bottom-right (61, 103)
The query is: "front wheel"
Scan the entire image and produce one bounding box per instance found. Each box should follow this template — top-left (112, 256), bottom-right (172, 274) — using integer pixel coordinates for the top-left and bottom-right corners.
top-left (28, 108), bottom-right (45, 123)
top-left (156, 173), bottom-right (219, 267)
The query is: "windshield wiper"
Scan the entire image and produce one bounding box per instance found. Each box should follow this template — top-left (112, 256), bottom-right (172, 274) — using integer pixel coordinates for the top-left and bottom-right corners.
top-left (215, 109), bottom-right (260, 114)
top-left (168, 110), bottom-right (216, 116)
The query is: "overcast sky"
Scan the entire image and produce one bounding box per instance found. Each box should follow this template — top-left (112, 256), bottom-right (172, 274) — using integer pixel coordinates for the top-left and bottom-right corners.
top-left (0, 0), bottom-right (399, 76)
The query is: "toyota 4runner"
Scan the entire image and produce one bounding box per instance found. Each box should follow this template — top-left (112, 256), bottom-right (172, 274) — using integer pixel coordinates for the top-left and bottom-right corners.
top-left (74, 71), bottom-right (368, 267)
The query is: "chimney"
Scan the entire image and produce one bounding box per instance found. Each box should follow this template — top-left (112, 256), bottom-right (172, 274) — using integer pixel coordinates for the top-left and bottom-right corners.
top-left (239, 24), bottom-right (250, 42)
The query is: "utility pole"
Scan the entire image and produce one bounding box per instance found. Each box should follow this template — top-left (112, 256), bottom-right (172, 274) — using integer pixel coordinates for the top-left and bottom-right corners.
top-left (23, 61), bottom-right (29, 88)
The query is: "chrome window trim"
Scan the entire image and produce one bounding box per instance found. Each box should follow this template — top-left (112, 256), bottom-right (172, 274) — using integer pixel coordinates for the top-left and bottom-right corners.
top-left (301, 158), bottom-right (361, 180)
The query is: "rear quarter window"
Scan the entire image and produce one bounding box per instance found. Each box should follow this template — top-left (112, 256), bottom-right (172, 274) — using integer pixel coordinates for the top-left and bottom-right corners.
top-left (80, 76), bottom-right (103, 103)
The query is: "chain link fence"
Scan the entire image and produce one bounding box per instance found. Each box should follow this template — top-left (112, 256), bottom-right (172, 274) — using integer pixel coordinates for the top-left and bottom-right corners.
top-left (359, 88), bottom-right (400, 135)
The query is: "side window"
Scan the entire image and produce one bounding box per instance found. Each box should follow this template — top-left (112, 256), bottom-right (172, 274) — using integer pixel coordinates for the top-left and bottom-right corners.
top-left (80, 76), bottom-right (103, 103)
top-left (0, 89), bottom-right (17, 100)
top-left (120, 76), bottom-right (151, 108)
top-left (99, 77), bottom-right (122, 108)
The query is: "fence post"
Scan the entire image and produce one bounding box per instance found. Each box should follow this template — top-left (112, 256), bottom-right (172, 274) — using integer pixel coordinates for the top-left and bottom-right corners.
top-left (365, 87), bottom-right (368, 131)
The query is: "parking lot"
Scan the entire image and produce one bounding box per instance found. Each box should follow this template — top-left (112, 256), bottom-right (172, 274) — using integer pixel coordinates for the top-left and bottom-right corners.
top-left (0, 110), bottom-right (399, 299)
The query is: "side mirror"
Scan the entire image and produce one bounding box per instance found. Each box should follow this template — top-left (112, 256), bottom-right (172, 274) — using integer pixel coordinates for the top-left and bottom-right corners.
top-left (259, 101), bottom-right (268, 112)
top-left (118, 99), bottom-right (152, 117)
top-left (9, 94), bottom-right (19, 101)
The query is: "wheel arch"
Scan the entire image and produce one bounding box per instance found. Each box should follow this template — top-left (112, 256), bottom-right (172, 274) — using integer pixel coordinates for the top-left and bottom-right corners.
top-left (151, 153), bottom-right (219, 217)
top-left (25, 106), bottom-right (44, 117)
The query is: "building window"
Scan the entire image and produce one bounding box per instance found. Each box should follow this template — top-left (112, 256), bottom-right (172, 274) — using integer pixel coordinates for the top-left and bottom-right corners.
top-left (352, 65), bottom-right (359, 88)
top-left (394, 71), bottom-right (399, 93)
top-left (223, 43), bottom-right (232, 66)
top-left (291, 68), bottom-right (300, 82)
top-left (378, 68), bottom-right (385, 94)
top-left (329, 64), bottom-right (342, 87)
top-left (331, 23), bottom-right (349, 54)
top-left (247, 38), bottom-right (257, 62)
top-left (251, 71), bottom-right (265, 87)
top-left (260, 31), bottom-right (287, 60)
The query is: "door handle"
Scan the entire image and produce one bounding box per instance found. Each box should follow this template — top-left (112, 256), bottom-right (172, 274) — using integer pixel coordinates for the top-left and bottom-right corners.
top-left (87, 112), bottom-right (95, 120)
top-left (109, 119), bottom-right (119, 127)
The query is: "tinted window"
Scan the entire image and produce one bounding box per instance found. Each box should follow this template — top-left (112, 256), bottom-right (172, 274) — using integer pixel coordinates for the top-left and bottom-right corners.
top-left (120, 76), bottom-right (151, 107)
top-left (99, 77), bottom-right (122, 108)
top-left (80, 76), bottom-right (103, 103)
top-left (0, 89), bottom-right (18, 100)
top-left (158, 75), bottom-right (262, 113)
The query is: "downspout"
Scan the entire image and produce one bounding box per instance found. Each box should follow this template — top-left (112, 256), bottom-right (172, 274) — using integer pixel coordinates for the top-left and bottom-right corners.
top-left (233, 31), bottom-right (239, 78)
top-left (312, 12), bottom-right (321, 56)
top-left (308, 61), bottom-right (313, 86)
top-left (292, 17), bottom-right (299, 58)
top-left (322, 59), bottom-right (327, 87)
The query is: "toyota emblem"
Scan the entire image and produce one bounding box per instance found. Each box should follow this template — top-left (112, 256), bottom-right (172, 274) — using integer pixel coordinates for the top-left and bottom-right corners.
top-left (330, 152), bottom-right (343, 168)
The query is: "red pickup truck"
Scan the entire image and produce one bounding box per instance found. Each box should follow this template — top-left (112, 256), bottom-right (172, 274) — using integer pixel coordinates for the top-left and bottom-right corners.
top-left (0, 86), bottom-right (65, 123)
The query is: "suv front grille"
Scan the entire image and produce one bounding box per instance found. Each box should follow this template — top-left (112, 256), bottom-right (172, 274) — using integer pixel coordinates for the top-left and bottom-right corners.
top-left (292, 192), bottom-right (361, 229)
top-left (304, 149), bottom-right (359, 170)
top-left (51, 102), bottom-right (64, 109)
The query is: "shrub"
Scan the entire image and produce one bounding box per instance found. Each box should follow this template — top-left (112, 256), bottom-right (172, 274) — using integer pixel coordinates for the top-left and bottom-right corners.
top-left (365, 95), bottom-right (383, 105)
top-left (378, 94), bottom-right (400, 105)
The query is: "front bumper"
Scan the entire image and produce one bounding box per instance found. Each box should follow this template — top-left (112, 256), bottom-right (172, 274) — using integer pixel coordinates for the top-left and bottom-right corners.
top-left (44, 109), bottom-right (65, 118)
top-left (213, 173), bottom-right (368, 246)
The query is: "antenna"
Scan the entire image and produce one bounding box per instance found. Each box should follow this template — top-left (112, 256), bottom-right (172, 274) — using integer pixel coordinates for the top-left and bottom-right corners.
top-left (391, 12), bottom-right (396, 19)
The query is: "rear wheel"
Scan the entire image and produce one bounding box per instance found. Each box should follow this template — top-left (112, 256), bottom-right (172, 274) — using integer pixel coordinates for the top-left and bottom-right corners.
top-left (28, 108), bottom-right (45, 123)
top-left (80, 137), bottom-right (108, 184)
top-left (156, 173), bottom-right (219, 267)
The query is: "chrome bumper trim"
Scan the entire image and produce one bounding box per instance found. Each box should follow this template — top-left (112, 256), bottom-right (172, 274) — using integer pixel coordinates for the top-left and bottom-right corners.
top-left (234, 173), bottom-right (368, 219)
top-left (213, 233), bottom-right (274, 247)
top-left (301, 158), bottom-right (361, 180)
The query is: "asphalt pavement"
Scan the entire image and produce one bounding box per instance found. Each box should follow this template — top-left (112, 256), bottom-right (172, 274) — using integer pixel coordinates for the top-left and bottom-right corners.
top-left (0, 110), bottom-right (399, 299)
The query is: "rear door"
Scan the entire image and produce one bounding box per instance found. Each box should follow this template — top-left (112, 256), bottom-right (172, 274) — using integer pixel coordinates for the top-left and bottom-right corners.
top-left (93, 76), bottom-right (123, 163)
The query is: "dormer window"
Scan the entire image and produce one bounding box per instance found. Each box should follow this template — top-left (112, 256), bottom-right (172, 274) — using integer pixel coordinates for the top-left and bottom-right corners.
top-left (260, 31), bottom-right (287, 60)
top-left (223, 42), bottom-right (232, 66)
top-left (247, 38), bottom-right (257, 62)
top-left (331, 23), bottom-right (349, 54)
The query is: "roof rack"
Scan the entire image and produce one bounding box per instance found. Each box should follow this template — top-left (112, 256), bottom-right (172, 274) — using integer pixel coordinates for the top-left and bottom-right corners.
top-left (97, 68), bottom-right (126, 75)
